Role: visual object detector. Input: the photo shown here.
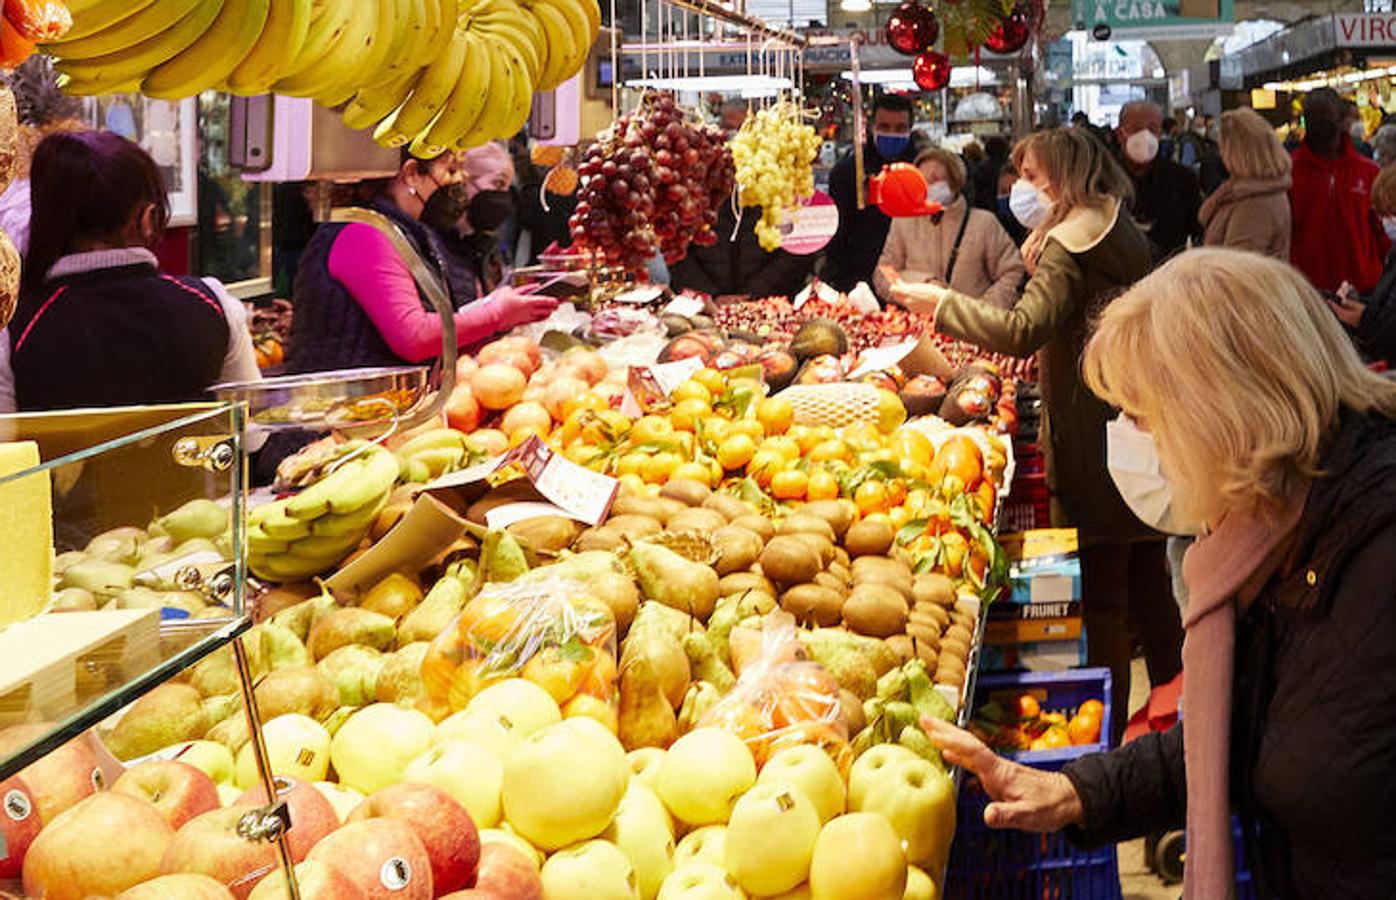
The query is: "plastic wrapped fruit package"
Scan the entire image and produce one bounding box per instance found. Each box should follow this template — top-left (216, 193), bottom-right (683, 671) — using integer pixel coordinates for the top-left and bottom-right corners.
top-left (700, 612), bottom-right (853, 775)
top-left (421, 574), bottom-right (619, 717)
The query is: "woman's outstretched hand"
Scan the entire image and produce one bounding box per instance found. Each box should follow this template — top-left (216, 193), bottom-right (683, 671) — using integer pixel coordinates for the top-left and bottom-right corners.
top-left (921, 716), bottom-right (1085, 832)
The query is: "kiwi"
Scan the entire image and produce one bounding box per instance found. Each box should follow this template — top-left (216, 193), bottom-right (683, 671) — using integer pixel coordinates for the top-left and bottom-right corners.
top-left (661, 478), bottom-right (712, 507)
top-left (953, 598), bottom-right (981, 620)
top-left (951, 612), bottom-right (977, 633)
top-left (813, 571), bottom-right (849, 597)
top-left (759, 536), bottom-right (823, 586)
top-left (703, 493), bottom-right (752, 522)
top-left (719, 571), bottom-right (777, 597)
top-left (826, 561), bottom-right (850, 584)
top-left (507, 516), bottom-right (583, 555)
top-left (832, 547), bottom-right (851, 569)
top-left (844, 519), bottom-right (895, 558)
top-left (885, 634), bottom-right (914, 664)
top-left (665, 507), bottom-right (729, 535)
top-left (913, 572), bottom-right (957, 608)
top-left (712, 526), bottom-right (765, 576)
top-left (789, 532), bottom-right (836, 568)
top-left (574, 527), bottom-right (627, 552)
top-left (654, 497), bottom-right (690, 523)
top-left (780, 583), bottom-right (845, 627)
top-left (851, 558), bottom-right (914, 600)
top-left (940, 636), bottom-right (970, 661)
top-left (611, 495), bottom-right (673, 522)
top-left (776, 514), bottom-right (836, 542)
top-left (913, 602), bottom-right (951, 628)
top-left (906, 621), bottom-right (942, 649)
top-left (607, 514), bottom-right (664, 539)
top-left (839, 689), bottom-right (867, 734)
top-left (936, 669), bottom-right (966, 689)
top-left (800, 499), bottom-right (856, 539)
top-left (945, 623), bottom-right (973, 646)
top-left (730, 514), bottom-right (774, 543)
top-left (841, 584), bottom-right (910, 638)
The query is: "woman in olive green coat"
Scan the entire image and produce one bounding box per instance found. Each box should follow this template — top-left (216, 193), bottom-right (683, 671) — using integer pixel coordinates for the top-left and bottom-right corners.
top-left (898, 128), bottom-right (1183, 736)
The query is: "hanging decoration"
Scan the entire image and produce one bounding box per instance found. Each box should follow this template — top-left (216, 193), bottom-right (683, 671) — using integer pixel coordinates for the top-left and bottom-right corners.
top-left (931, 0), bottom-right (1014, 58)
top-left (912, 49), bottom-right (952, 91)
top-left (884, 2), bottom-right (939, 57)
top-left (983, 0), bottom-right (1037, 54)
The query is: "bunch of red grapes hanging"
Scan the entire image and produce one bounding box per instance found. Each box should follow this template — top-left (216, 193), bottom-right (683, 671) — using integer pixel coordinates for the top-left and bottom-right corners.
top-left (569, 92), bottom-right (736, 274)
top-left (884, 0), bottom-right (1041, 90)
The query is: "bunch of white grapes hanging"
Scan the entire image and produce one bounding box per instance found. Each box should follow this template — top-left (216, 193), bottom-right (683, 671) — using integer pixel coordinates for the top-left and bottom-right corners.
top-left (730, 101), bottom-right (823, 251)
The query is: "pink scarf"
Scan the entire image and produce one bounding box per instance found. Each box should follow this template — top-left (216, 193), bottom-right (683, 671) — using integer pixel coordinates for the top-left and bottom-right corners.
top-left (1180, 495), bottom-right (1307, 900)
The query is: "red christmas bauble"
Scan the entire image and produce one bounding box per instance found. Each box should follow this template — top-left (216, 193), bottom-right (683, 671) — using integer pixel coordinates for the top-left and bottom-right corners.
top-left (913, 50), bottom-right (951, 91)
top-left (914, 7), bottom-right (940, 52)
top-left (984, 14), bottom-right (1031, 53)
top-left (886, 3), bottom-right (939, 57)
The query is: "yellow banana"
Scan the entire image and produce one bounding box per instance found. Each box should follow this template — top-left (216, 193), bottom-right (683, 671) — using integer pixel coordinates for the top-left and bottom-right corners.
top-left (527, 0), bottom-right (580, 91)
top-left (272, 0), bottom-right (354, 91)
top-left (316, 0), bottom-right (400, 104)
top-left (575, 0), bottom-right (600, 43)
top-left (538, 0), bottom-right (590, 80)
top-left (55, 0), bottom-right (225, 93)
top-left (46, 0), bottom-right (191, 60)
top-left (417, 30), bottom-right (492, 156)
top-left (454, 34), bottom-right (515, 149)
top-left (343, 67), bottom-right (422, 131)
top-left (55, 0), bottom-right (160, 43)
top-left (490, 41), bottom-right (534, 141)
top-left (285, 0), bottom-right (381, 101)
top-left (379, 23), bottom-right (469, 147)
top-left (55, 72), bottom-right (143, 95)
top-left (144, 0), bottom-right (272, 99)
top-left (378, 0), bottom-right (426, 79)
top-left (224, 0), bottom-right (313, 95)
top-left (474, 10), bottom-right (542, 87)
top-left (415, 0), bottom-right (458, 70)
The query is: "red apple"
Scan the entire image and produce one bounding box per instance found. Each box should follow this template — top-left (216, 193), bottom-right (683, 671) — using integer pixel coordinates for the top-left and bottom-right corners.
top-left (307, 819), bottom-right (433, 900)
top-left (160, 805), bottom-right (279, 900)
top-left (113, 760), bottom-right (221, 830)
top-left (441, 844), bottom-right (542, 900)
top-left (347, 782), bottom-right (479, 894)
top-left (446, 387), bottom-right (482, 433)
top-left (236, 776), bottom-right (340, 861)
top-left (0, 724), bottom-right (105, 824)
top-left (0, 775), bottom-right (40, 879)
top-left (23, 792), bottom-right (175, 900)
top-left (247, 860), bottom-right (367, 900)
top-left (116, 873), bottom-right (236, 899)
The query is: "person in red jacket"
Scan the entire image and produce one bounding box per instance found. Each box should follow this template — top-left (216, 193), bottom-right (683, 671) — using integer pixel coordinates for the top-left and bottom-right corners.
top-left (1290, 87), bottom-right (1388, 293)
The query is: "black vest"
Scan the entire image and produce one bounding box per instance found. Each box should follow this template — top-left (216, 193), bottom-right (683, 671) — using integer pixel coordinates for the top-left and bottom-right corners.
top-left (8, 262), bottom-right (228, 412)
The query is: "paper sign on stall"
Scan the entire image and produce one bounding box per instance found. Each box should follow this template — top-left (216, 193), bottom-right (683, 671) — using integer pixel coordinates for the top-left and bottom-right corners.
top-left (845, 335), bottom-right (956, 381)
top-left (326, 493), bottom-right (469, 598)
top-left (621, 356), bottom-right (706, 416)
top-left (425, 434), bottom-right (618, 526)
top-left (792, 280), bottom-right (841, 310)
top-left (661, 294), bottom-right (708, 318)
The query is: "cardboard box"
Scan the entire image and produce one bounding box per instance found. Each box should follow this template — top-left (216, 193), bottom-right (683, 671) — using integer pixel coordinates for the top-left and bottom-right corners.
top-left (985, 616), bottom-right (1083, 646)
top-left (981, 636), bottom-right (1088, 672)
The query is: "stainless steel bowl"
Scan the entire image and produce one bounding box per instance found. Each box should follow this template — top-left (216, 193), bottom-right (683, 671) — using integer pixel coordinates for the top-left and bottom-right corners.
top-left (212, 365), bottom-right (433, 431)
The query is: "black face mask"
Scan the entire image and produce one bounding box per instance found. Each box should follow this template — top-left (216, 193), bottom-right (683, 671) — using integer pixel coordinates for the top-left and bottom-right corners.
top-left (466, 189), bottom-right (515, 233)
top-left (421, 181), bottom-right (471, 232)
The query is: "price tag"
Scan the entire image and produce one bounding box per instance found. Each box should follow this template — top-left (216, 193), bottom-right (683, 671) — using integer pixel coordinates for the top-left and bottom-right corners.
top-left (846, 339), bottom-right (919, 380)
top-left (780, 191), bottom-right (839, 256)
top-left (662, 294), bottom-right (707, 318)
top-left (613, 286), bottom-right (664, 305)
top-left (793, 279), bottom-right (841, 310)
top-left (425, 436), bottom-right (618, 525)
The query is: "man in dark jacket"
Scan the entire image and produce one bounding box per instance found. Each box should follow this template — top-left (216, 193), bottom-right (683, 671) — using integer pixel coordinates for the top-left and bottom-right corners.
top-left (1115, 100), bottom-right (1202, 261)
top-left (668, 204), bottom-right (815, 299)
top-left (823, 94), bottom-right (919, 292)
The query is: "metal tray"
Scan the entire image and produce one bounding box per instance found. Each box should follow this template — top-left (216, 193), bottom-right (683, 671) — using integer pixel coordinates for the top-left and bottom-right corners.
top-left (213, 365), bottom-right (431, 430)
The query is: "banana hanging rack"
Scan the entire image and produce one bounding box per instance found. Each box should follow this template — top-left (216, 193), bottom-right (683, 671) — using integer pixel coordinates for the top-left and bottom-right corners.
top-left (213, 208), bottom-right (457, 438)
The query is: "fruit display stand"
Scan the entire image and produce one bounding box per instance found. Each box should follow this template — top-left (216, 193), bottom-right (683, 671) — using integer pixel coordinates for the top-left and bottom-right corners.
top-left (0, 402), bottom-right (308, 899)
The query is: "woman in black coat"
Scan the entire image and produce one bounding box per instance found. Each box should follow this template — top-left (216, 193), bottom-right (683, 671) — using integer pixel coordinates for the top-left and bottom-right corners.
top-left (926, 248), bottom-right (1396, 898)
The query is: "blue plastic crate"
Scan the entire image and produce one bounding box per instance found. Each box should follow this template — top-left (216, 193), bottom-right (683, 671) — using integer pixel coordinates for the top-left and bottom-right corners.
top-left (946, 668), bottom-right (1119, 900)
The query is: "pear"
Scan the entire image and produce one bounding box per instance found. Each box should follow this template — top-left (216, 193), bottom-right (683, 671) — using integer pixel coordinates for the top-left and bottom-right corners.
top-left (307, 608), bottom-right (396, 659)
top-left (632, 602), bottom-right (705, 646)
top-left (268, 592), bottom-right (338, 642)
top-left (360, 572), bottom-right (423, 619)
top-left (619, 656), bottom-right (678, 751)
top-left (152, 498), bottom-right (229, 543)
top-left (316, 644), bottom-right (386, 707)
top-left (254, 665), bottom-right (339, 721)
top-left (202, 694), bottom-right (241, 730)
top-left (534, 552), bottom-right (641, 635)
top-left (375, 642), bottom-right (432, 705)
top-left (60, 560), bottom-right (135, 597)
top-left (102, 683), bottom-right (209, 760)
top-left (681, 633), bottom-right (736, 693)
top-left (397, 575), bottom-right (469, 647)
top-left (628, 543), bottom-right (719, 621)
top-left (52, 587), bottom-right (97, 612)
top-left (206, 710), bottom-right (250, 753)
top-left (479, 530), bottom-right (529, 583)
top-left (85, 530), bottom-right (141, 565)
top-left (676, 681), bottom-right (722, 734)
top-left (621, 630), bottom-right (691, 710)
top-left (322, 706), bottom-right (356, 735)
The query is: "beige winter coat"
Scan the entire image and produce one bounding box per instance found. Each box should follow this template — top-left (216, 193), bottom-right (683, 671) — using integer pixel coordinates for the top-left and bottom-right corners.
top-left (1198, 175), bottom-right (1293, 259)
top-left (877, 196), bottom-right (1026, 309)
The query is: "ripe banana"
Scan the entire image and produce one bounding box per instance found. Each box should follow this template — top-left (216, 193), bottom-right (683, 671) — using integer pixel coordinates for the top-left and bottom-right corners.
top-left (46, 0), bottom-right (189, 60)
top-left (144, 0), bottom-right (272, 99)
top-left (55, 0), bottom-right (225, 92)
top-left (397, 428), bottom-right (470, 458)
top-left (378, 23), bottom-right (470, 148)
top-left (285, 446), bottom-right (400, 521)
top-left (576, 0), bottom-right (600, 43)
top-left (378, 0), bottom-right (427, 81)
top-left (343, 67), bottom-right (422, 131)
top-left (491, 41), bottom-right (535, 142)
top-left (416, 29), bottom-right (492, 156)
top-left (272, 0), bottom-right (354, 92)
top-left (55, 0), bottom-right (160, 43)
top-left (55, 72), bottom-right (142, 95)
top-left (472, 4), bottom-right (542, 88)
top-left (276, 0), bottom-right (379, 98)
top-left (453, 31), bottom-right (516, 149)
top-left (316, 0), bottom-right (399, 105)
top-left (224, 0), bottom-right (313, 95)
top-left (527, 0), bottom-right (583, 91)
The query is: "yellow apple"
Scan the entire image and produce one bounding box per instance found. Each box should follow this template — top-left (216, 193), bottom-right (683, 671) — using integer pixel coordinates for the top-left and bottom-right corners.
top-left (310, 781), bottom-right (364, 823)
top-left (763, 883), bottom-right (811, 899)
top-left (234, 714), bottom-right (330, 788)
top-left (758, 746), bottom-right (846, 825)
top-left (904, 865), bottom-right (937, 900)
top-left (809, 814), bottom-right (906, 900)
top-left (656, 863), bottom-right (746, 900)
top-left (724, 782), bottom-right (820, 896)
top-left (403, 739), bottom-right (503, 827)
top-left (435, 708), bottom-right (524, 759)
top-left (850, 751), bottom-right (956, 874)
top-left (627, 748), bottom-right (667, 790)
top-left (656, 729), bottom-right (755, 826)
top-left (163, 741), bottom-right (235, 785)
top-left (604, 782), bottom-right (675, 900)
top-left (215, 784), bottom-right (241, 807)
top-left (503, 717), bottom-right (628, 851)
top-left (464, 678), bottom-right (562, 737)
top-left (329, 703), bottom-right (434, 794)
top-left (539, 839), bottom-right (640, 900)
top-left (673, 827), bottom-right (726, 869)
top-left (479, 828), bottom-right (544, 870)
top-left (847, 744), bottom-right (921, 810)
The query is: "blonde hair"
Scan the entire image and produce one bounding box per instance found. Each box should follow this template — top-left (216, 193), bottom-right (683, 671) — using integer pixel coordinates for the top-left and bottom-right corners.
top-left (1372, 166), bottom-right (1396, 215)
top-left (1083, 248), bottom-right (1396, 525)
top-left (1011, 129), bottom-right (1133, 260)
top-left (1218, 108), bottom-right (1291, 181)
top-left (914, 146), bottom-right (966, 196)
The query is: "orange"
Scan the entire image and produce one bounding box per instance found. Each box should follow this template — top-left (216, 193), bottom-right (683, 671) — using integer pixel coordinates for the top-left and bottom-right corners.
top-left (522, 646), bottom-right (588, 704)
top-left (1014, 693), bottom-right (1041, 719)
top-left (788, 424), bottom-right (819, 454)
top-left (975, 481), bottom-right (996, 521)
top-left (642, 451), bottom-right (681, 484)
top-left (729, 418), bottom-right (766, 441)
top-left (888, 505), bottom-right (912, 528)
top-left (693, 367), bottom-right (727, 396)
top-left (701, 416), bottom-right (733, 445)
top-left (808, 439), bottom-right (852, 464)
top-left (940, 531), bottom-right (968, 576)
top-left (672, 461), bottom-right (714, 487)
top-left (806, 468), bottom-right (840, 501)
top-left (770, 469), bottom-right (809, 500)
top-left (562, 693), bottom-right (619, 733)
top-left (1077, 699), bottom-right (1105, 721)
top-left (889, 430), bottom-right (934, 465)
top-left (763, 436), bottom-right (801, 463)
top-left (843, 423), bottom-right (883, 448)
top-left (748, 449), bottom-right (784, 487)
top-left (560, 408), bottom-right (592, 445)
top-left (885, 480), bottom-right (908, 507)
top-left (509, 425), bottom-right (549, 448)
top-left (1067, 714), bottom-right (1101, 746)
top-left (583, 410), bottom-right (632, 445)
top-left (756, 397), bottom-right (795, 435)
top-left (854, 480), bottom-right (890, 515)
top-left (1039, 727), bottom-right (1072, 750)
top-left (671, 380), bottom-right (713, 405)
top-left (671, 398), bottom-right (712, 432)
top-left (929, 435), bottom-right (984, 490)
top-left (617, 472), bottom-right (645, 495)
top-left (717, 433), bottom-right (758, 470)
top-left (631, 415), bottom-right (675, 444)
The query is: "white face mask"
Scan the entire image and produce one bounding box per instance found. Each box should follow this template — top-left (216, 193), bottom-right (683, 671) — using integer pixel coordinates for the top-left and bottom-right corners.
top-left (1105, 415), bottom-right (1199, 536)
top-left (1125, 129), bottom-right (1160, 165)
top-left (926, 180), bottom-right (953, 208)
top-left (1382, 216), bottom-right (1396, 242)
top-left (1351, 121), bottom-right (1367, 143)
top-left (1008, 178), bottom-right (1052, 229)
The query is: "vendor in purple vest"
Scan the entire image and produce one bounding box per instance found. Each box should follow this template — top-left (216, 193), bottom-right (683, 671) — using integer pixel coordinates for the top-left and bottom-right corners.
top-left (285, 147), bottom-right (557, 375)
top-left (0, 131), bottom-right (259, 413)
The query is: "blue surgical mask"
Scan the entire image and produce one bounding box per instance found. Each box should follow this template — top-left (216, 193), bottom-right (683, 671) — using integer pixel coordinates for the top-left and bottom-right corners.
top-left (874, 132), bottom-right (910, 158)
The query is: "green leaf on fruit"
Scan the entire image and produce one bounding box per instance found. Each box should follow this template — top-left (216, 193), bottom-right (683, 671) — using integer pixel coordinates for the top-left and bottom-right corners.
top-left (896, 519), bottom-right (929, 547)
top-left (556, 635), bottom-right (595, 663)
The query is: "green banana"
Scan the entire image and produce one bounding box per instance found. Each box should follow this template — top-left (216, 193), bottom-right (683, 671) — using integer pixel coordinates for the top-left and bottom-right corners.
top-left (407, 446), bottom-right (466, 478)
top-left (400, 456), bottom-right (432, 484)
top-left (398, 428), bottom-right (469, 457)
top-left (284, 531), bottom-right (364, 560)
top-left (309, 495), bottom-right (390, 539)
top-left (259, 505), bottom-right (313, 541)
top-left (286, 447), bottom-right (399, 521)
top-left (246, 525), bottom-right (289, 556)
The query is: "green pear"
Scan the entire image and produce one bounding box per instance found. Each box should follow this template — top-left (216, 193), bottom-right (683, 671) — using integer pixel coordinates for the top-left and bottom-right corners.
top-left (628, 543), bottom-right (719, 621)
top-left (479, 530), bottom-right (530, 583)
top-left (206, 710), bottom-right (250, 753)
top-left (681, 633), bottom-right (735, 693)
top-left (375, 642), bottom-right (432, 705)
top-left (396, 575), bottom-right (468, 647)
top-left (538, 551), bottom-right (641, 635)
top-left (618, 656), bottom-right (678, 752)
top-left (676, 682), bottom-right (721, 735)
top-left (632, 602), bottom-right (705, 646)
top-left (254, 665), bottom-right (340, 721)
top-left (51, 587), bottom-right (97, 612)
top-left (316, 644), bottom-right (386, 707)
top-left (621, 630), bottom-right (690, 710)
top-left (102, 682), bottom-right (209, 760)
top-left (268, 592), bottom-right (338, 642)
top-left (85, 529), bottom-right (142, 565)
top-left (202, 693), bottom-right (241, 729)
top-left (307, 607), bottom-right (396, 659)
top-left (153, 498), bottom-right (229, 543)
top-left (60, 560), bottom-right (134, 597)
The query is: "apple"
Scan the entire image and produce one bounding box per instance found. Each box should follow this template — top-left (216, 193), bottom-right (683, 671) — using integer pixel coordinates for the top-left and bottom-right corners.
top-left (758, 746), bottom-right (846, 825)
top-left (656, 729), bottom-right (755, 827)
top-left (808, 814), bottom-right (906, 900)
top-left (655, 863), bottom-right (746, 900)
top-left (904, 866), bottom-right (936, 900)
top-left (0, 775), bottom-right (41, 879)
top-left (502, 717), bottom-right (628, 851)
top-left (347, 782), bottom-right (479, 894)
top-left (23, 792), bottom-right (175, 900)
top-left (463, 678), bottom-right (561, 738)
top-left (539, 839), bottom-right (639, 900)
top-left (116, 873), bottom-right (236, 899)
top-left (167, 740), bottom-right (237, 784)
top-left (847, 744), bottom-right (919, 810)
top-left (627, 748), bottom-right (666, 790)
top-left (435, 708), bottom-right (524, 759)
top-left (234, 714), bottom-right (331, 788)
top-left (603, 781), bottom-right (675, 900)
top-left (307, 819), bottom-right (433, 900)
top-left (0, 724), bottom-right (105, 823)
top-left (330, 704), bottom-right (435, 795)
top-left (672, 827), bottom-right (725, 870)
top-left (849, 749), bottom-right (955, 874)
top-left (763, 884), bottom-right (811, 899)
top-left (438, 843), bottom-right (543, 899)
top-left (247, 860), bottom-right (367, 900)
top-left (160, 806), bottom-right (280, 899)
top-left (113, 760), bottom-right (221, 829)
top-left (236, 776), bottom-right (340, 861)
top-left (724, 782), bottom-right (820, 896)
top-left (402, 739), bottom-right (503, 828)
top-left (446, 388), bottom-right (482, 433)
top-left (218, 784), bottom-right (243, 807)
top-left (312, 780), bottom-right (365, 822)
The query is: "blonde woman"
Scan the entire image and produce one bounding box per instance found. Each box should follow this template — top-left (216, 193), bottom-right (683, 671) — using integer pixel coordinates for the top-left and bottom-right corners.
top-left (1198, 108), bottom-right (1292, 258)
top-left (901, 128), bottom-right (1182, 736)
top-left (878, 146), bottom-right (1025, 310)
top-left (925, 247), bottom-right (1396, 899)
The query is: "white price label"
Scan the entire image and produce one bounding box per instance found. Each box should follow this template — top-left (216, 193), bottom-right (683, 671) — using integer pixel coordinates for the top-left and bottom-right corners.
top-left (662, 295), bottom-right (707, 318)
top-left (845, 339), bottom-right (919, 380)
